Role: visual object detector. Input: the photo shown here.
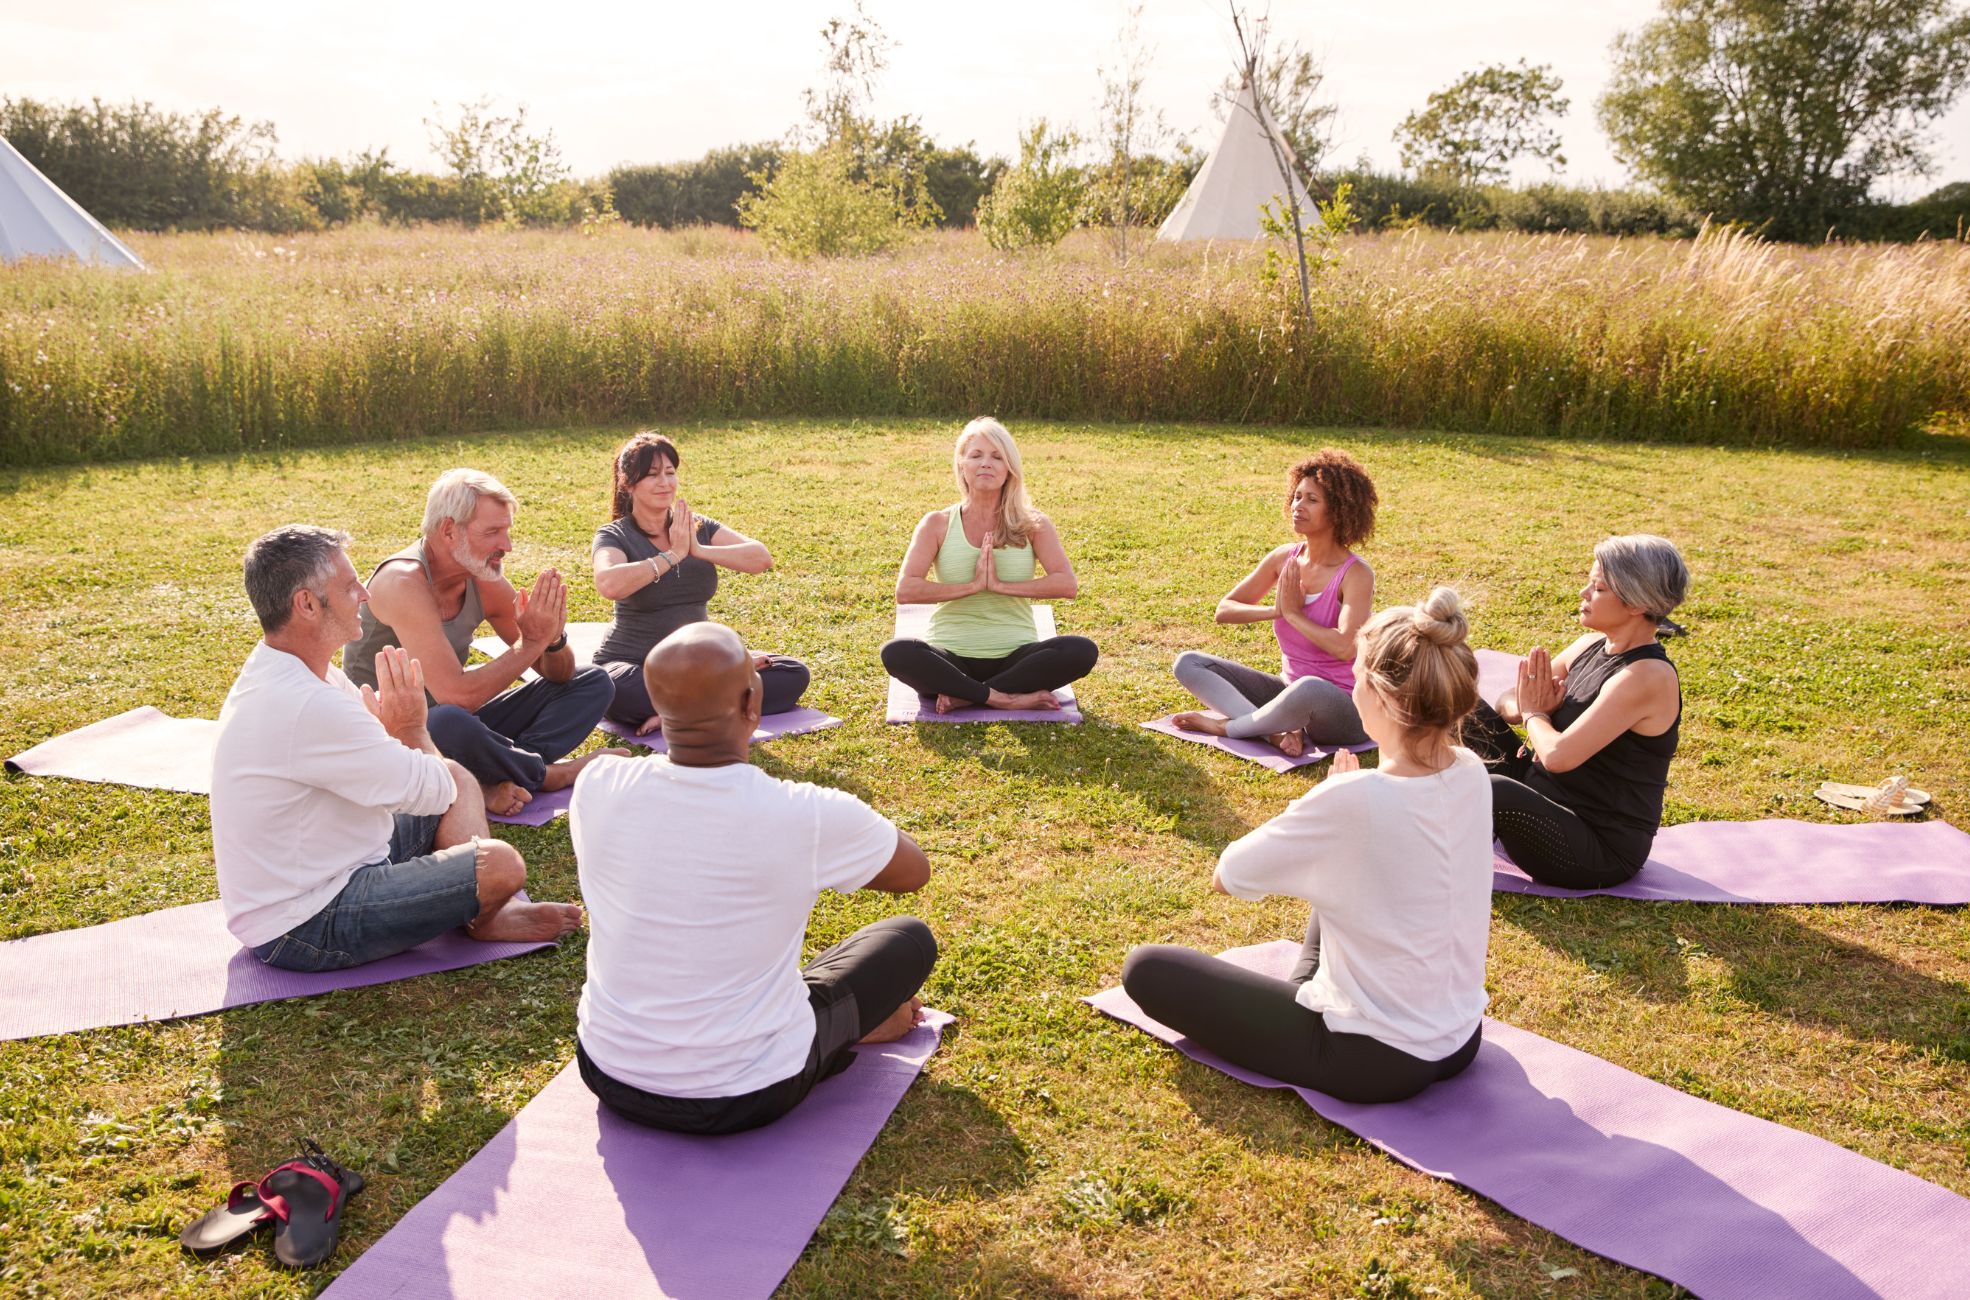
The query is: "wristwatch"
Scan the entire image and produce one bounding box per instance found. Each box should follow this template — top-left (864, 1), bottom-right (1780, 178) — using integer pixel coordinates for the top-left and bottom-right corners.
top-left (545, 634), bottom-right (569, 654)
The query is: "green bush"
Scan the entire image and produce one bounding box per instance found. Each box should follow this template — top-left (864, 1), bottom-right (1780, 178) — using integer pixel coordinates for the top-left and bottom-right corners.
top-left (735, 141), bottom-right (933, 258)
top-left (978, 122), bottom-right (1084, 251)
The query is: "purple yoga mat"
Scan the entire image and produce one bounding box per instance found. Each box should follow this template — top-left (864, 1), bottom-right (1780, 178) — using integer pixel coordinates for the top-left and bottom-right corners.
top-left (1089, 941), bottom-right (1970, 1300)
top-left (486, 785), bottom-right (572, 828)
top-left (6, 707), bottom-right (217, 794)
top-left (885, 604), bottom-right (1082, 723)
top-left (596, 706), bottom-right (845, 753)
top-left (322, 1011), bottom-right (952, 1300)
top-left (1494, 819), bottom-right (1970, 904)
top-left (0, 900), bottom-right (551, 1042)
top-left (1139, 716), bottom-right (1377, 772)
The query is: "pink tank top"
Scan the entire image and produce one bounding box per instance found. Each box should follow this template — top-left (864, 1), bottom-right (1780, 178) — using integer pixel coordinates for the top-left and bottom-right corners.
top-left (1276, 549), bottom-right (1358, 689)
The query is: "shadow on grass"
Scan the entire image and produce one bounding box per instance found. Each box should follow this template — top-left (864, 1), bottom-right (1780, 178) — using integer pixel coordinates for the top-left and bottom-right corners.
top-left (908, 715), bottom-right (1257, 851)
top-left (1497, 896), bottom-right (1970, 1064)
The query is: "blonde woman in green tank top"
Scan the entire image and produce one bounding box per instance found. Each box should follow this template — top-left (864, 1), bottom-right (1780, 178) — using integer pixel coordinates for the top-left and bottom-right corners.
top-left (880, 419), bottom-right (1099, 712)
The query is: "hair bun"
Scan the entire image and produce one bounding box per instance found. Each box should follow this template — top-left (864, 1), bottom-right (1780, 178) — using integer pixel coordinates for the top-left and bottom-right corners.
top-left (1415, 586), bottom-right (1468, 647)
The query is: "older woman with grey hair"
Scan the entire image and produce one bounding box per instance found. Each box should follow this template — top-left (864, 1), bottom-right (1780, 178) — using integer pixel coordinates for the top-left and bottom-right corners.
top-left (1465, 534), bottom-right (1688, 889)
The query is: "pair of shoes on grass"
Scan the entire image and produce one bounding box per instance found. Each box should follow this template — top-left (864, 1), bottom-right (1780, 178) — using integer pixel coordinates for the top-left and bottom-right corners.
top-left (179, 1138), bottom-right (363, 1268)
top-left (1814, 776), bottom-right (1932, 817)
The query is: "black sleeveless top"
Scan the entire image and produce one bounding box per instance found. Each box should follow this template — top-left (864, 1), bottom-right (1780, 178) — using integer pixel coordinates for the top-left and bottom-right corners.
top-left (1525, 637), bottom-right (1680, 870)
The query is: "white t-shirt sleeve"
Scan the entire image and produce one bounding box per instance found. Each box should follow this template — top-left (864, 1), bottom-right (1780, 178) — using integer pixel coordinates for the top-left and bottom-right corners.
top-left (1216, 772), bottom-right (1367, 904)
top-left (808, 784), bottom-right (902, 894)
top-left (291, 686), bottom-right (457, 817)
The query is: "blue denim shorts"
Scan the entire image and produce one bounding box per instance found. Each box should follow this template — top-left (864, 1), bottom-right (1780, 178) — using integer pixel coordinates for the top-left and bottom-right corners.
top-left (252, 812), bottom-right (481, 973)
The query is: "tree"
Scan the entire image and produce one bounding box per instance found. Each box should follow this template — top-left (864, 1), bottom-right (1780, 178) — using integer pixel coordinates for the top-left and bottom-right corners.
top-left (978, 120), bottom-right (1085, 250)
top-left (424, 99), bottom-right (570, 225)
top-left (1214, 37), bottom-right (1336, 183)
top-left (1599, 0), bottom-right (1970, 240)
top-left (1087, 2), bottom-right (1187, 261)
top-left (1396, 61), bottom-right (1569, 187)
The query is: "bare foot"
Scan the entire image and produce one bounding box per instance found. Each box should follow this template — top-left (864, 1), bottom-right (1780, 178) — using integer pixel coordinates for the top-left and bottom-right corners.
top-left (1268, 729), bottom-right (1305, 758)
top-left (935, 693), bottom-right (969, 714)
top-left (858, 996), bottom-right (925, 1044)
top-left (541, 747), bottom-right (632, 792)
top-left (987, 689), bottom-right (1060, 711)
top-left (482, 781), bottom-right (531, 817)
top-left (1171, 710), bottom-right (1228, 736)
top-left (468, 899), bottom-right (584, 943)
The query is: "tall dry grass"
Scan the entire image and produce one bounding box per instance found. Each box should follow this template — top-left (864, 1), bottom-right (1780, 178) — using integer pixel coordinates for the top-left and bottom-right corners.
top-left (2, 222), bottom-right (1966, 464)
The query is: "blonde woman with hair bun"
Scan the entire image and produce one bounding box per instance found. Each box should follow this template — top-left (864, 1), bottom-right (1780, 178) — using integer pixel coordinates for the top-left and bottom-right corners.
top-left (881, 418), bottom-right (1098, 712)
top-left (1465, 534), bottom-right (1687, 890)
top-left (1122, 588), bottom-right (1492, 1105)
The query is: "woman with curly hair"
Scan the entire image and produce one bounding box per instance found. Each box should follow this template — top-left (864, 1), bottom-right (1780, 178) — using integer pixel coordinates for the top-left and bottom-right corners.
top-left (590, 431), bottom-right (811, 734)
top-left (1170, 450), bottom-right (1379, 756)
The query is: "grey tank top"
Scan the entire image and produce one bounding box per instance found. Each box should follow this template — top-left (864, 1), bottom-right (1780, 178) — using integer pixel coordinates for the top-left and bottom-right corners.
top-left (591, 514), bottom-right (722, 665)
top-left (340, 538), bottom-right (484, 690)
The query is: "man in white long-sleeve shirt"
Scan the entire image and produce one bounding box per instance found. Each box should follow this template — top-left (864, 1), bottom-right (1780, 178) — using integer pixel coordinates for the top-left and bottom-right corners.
top-left (212, 525), bottom-right (583, 971)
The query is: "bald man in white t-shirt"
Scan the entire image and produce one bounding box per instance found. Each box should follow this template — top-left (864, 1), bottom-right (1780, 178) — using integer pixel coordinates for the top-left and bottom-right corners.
top-left (571, 622), bottom-right (938, 1135)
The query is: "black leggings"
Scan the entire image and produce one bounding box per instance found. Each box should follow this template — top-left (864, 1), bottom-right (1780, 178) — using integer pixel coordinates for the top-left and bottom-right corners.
top-left (1120, 935), bottom-right (1481, 1105)
top-left (578, 916), bottom-right (938, 1136)
top-left (1463, 700), bottom-right (1640, 890)
top-left (880, 636), bottom-right (1099, 706)
top-left (601, 654), bottom-right (811, 727)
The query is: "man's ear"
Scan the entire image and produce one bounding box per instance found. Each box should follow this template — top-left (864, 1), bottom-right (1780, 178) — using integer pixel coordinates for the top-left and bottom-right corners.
top-left (740, 683), bottom-right (763, 726)
top-left (292, 588), bottom-right (318, 625)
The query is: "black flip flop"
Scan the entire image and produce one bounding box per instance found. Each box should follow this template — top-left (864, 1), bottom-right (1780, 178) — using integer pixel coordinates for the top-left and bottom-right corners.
top-left (261, 1140), bottom-right (365, 1269)
top-left (179, 1180), bottom-right (276, 1254)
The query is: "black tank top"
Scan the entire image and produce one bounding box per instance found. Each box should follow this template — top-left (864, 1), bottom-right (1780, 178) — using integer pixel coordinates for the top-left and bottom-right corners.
top-left (1526, 637), bottom-right (1680, 870)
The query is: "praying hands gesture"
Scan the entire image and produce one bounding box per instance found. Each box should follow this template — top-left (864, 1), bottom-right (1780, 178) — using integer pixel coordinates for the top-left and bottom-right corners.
top-left (1329, 748), bottom-right (1360, 775)
top-left (514, 568), bottom-right (568, 651)
top-left (362, 645), bottom-right (430, 748)
top-left (1515, 646), bottom-right (1568, 720)
top-left (666, 500), bottom-right (697, 558)
top-left (1275, 556), bottom-right (1304, 622)
top-left (974, 532), bottom-right (999, 594)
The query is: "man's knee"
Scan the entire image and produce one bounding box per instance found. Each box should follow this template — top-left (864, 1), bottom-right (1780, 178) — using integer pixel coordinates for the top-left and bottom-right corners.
top-left (888, 915), bottom-right (938, 976)
top-left (443, 760), bottom-right (475, 796)
top-left (474, 838), bottom-right (527, 897)
top-left (427, 704), bottom-right (479, 749)
top-left (568, 664), bottom-right (613, 707)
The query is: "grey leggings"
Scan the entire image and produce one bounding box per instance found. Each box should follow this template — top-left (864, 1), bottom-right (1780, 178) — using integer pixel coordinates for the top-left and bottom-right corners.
top-left (1172, 650), bottom-right (1369, 746)
top-left (1121, 914), bottom-right (1481, 1105)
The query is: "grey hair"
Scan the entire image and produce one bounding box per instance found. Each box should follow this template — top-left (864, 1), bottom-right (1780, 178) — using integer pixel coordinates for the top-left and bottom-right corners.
top-left (421, 468), bottom-right (518, 536)
top-left (1594, 534), bottom-right (1689, 624)
top-left (243, 525), bottom-right (351, 634)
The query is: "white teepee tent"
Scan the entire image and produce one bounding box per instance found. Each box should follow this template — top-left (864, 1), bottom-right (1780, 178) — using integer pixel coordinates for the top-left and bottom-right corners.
top-left (1158, 79), bottom-right (1314, 242)
top-left (0, 136), bottom-right (146, 270)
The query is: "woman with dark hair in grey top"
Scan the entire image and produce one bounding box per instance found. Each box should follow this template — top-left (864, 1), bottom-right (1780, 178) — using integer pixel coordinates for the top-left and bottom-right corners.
top-left (591, 432), bottom-right (810, 733)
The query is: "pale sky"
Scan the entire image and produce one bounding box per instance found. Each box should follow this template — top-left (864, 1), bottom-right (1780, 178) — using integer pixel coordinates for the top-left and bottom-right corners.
top-left (7, 0), bottom-right (1968, 195)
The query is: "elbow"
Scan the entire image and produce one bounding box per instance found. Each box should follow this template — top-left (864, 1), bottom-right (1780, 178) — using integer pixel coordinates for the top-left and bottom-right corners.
top-left (1212, 602), bottom-right (1237, 624)
top-left (756, 554), bottom-right (774, 574)
top-left (1058, 575), bottom-right (1079, 599)
top-left (897, 861), bottom-right (931, 894)
top-left (1539, 746), bottom-right (1580, 774)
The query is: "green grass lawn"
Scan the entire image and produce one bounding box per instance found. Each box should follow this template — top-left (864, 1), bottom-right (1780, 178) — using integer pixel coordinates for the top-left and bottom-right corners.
top-left (2, 419), bottom-right (1967, 1298)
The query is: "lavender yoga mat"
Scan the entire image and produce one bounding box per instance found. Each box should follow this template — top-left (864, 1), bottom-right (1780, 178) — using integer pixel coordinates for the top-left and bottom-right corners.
top-left (0, 900), bottom-right (550, 1042)
top-left (885, 603), bottom-right (1082, 723)
top-left (322, 1011), bottom-right (952, 1300)
top-left (597, 706), bottom-right (844, 753)
top-left (6, 707), bottom-right (217, 794)
top-left (1089, 941), bottom-right (1970, 1300)
top-left (1139, 716), bottom-right (1376, 773)
top-left (1494, 819), bottom-right (1970, 904)
top-left (4, 703), bottom-right (586, 828)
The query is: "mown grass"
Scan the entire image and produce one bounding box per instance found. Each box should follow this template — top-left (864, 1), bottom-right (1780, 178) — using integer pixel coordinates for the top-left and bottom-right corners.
top-left (4, 223), bottom-right (1969, 467)
top-left (2, 419), bottom-right (1968, 1298)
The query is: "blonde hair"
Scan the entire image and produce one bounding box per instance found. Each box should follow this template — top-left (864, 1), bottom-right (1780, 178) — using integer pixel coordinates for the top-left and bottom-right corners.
top-left (422, 468), bottom-right (518, 536)
top-left (952, 417), bottom-right (1041, 548)
top-left (1356, 587), bottom-right (1479, 750)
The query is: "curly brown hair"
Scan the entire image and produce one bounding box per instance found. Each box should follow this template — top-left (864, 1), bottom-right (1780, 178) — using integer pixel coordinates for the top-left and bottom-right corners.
top-left (1286, 449), bottom-right (1378, 550)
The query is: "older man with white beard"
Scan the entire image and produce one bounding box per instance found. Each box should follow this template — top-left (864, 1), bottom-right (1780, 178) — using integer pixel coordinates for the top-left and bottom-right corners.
top-left (343, 468), bottom-right (622, 816)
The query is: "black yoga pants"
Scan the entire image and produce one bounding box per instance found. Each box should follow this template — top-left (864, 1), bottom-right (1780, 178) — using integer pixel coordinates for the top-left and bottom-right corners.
top-left (1463, 699), bottom-right (1638, 890)
top-left (577, 916), bottom-right (938, 1136)
top-left (880, 636), bottom-right (1099, 706)
top-left (1120, 940), bottom-right (1480, 1105)
top-left (601, 654), bottom-right (811, 727)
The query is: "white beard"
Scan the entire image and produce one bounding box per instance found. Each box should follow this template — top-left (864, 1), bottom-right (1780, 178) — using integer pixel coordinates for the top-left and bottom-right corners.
top-left (451, 536), bottom-right (501, 583)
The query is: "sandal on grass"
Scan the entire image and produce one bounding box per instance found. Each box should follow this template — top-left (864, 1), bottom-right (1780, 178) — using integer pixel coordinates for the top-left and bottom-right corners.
top-left (1815, 776), bottom-right (1929, 816)
top-left (179, 1181), bottom-right (276, 1254)
top-left (260, 1139), bottom-right (365, 1269)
